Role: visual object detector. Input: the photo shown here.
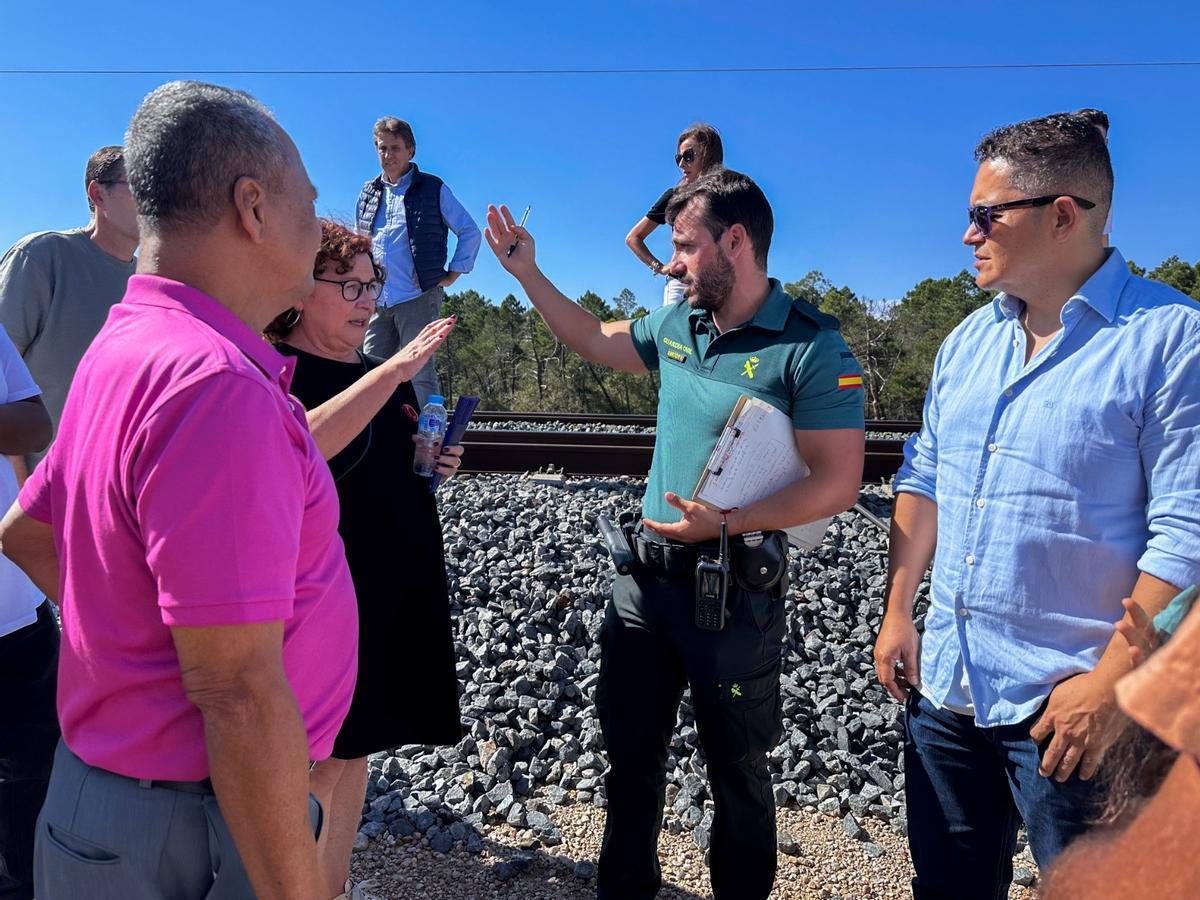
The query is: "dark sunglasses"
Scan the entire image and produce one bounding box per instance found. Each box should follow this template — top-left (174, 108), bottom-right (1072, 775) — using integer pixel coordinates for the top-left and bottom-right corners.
top-left (968, 194), bottom-right (1096, 238)
top-left (675, 148), bottom-right (697, 166)
top-left (314, 277), bottom-right (384, 302)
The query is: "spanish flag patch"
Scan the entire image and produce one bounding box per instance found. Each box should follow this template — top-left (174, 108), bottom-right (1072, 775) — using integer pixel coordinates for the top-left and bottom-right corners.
top-left (837, 374), bottom-right (863, 390)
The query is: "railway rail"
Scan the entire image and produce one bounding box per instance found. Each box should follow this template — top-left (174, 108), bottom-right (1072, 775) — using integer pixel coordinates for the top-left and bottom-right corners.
top-left (460, 415), bottom-right (918, 482)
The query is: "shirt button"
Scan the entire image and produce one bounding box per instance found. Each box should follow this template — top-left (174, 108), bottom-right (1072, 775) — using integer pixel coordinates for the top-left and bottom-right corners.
top-left (965, 554), bottom-right (976, 566)
top-left (1004, 389), bottom-right (1014, 398)
top-left (958, 608), bottom-right (969, 618)
top-left (987, 443), bottom-right (998, 453)
top-left (975, 498), bottom-right (985, 509)
top-left (1012, 339), bottom-right (1019, 348)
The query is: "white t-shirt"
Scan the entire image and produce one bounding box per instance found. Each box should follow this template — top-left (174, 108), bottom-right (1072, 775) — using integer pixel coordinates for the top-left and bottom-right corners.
top-left (0, 324), bottom-right (42, 636)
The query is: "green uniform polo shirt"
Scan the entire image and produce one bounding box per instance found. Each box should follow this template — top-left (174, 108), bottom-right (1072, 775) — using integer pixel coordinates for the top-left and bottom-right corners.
top-left (629, 278), bottom-right (865, 525)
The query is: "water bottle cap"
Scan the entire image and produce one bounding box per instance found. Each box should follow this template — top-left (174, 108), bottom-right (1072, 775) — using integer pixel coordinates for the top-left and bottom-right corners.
top-left (427, 395), bottom-right (444, 406)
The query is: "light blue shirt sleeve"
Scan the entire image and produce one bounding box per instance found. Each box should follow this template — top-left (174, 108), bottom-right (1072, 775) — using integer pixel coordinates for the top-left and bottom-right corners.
top-left (893, 342), bottom-right (943, 501)
top-left (1137, 333), bottom-right (1200, 589)
top-left (440, 185), bottom-right (481, 275)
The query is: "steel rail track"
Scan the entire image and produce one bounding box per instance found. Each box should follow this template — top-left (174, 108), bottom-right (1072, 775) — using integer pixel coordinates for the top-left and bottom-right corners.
top-left (471, 411), bottom-right (921, 432)
top-left (460, 429), bottom-right (906, 482)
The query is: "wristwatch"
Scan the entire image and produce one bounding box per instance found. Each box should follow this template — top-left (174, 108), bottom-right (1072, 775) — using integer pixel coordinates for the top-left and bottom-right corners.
top-left (650, 261), bottom-right (664, 276)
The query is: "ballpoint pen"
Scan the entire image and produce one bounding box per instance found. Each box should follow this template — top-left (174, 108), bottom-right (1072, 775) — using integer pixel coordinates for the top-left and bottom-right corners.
top-left (506, 206), bottom-right (531, 257)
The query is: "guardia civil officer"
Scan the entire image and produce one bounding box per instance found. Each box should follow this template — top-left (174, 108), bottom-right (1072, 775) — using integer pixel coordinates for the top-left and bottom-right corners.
top-left (485, 169), bottom-right (865, 900)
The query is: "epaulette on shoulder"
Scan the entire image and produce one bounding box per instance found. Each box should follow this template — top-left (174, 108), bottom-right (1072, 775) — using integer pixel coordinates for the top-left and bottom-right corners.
top-left (790, 296), bottom-right (842, 331)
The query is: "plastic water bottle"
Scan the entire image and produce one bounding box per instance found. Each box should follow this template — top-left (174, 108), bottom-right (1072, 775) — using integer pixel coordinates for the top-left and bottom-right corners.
top-left (412, 394), bottom-right (447, 477)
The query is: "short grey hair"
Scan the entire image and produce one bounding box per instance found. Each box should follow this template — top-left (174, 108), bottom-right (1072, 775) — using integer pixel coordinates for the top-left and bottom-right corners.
top-left (974, 112), bottom-right (1113, 234)
top-left (125, 81), bottom-right (291, 233)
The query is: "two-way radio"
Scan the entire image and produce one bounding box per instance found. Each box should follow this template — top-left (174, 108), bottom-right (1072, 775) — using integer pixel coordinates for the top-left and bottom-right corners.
top-left (694, 519), bottom-right (730, 631)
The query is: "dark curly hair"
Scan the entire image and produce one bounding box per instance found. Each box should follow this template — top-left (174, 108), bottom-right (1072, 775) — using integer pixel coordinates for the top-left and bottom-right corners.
top-left (265, 219), bottom-right (385, 342)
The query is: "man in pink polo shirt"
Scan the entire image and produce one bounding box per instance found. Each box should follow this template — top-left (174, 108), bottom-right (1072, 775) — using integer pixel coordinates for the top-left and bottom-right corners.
top-left (0, 81), bottom-right (358, 900)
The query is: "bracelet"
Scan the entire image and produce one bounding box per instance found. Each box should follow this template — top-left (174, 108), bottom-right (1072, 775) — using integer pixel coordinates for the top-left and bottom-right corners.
top-left (649, 261), bottom-right (663, 275)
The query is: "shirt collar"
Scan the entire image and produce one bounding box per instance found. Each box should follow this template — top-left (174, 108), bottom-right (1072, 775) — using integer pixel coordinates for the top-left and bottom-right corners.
top-left (688, 278), bottom-right (792, 334)
top-left (992, 248), bottom-right (1130, 324)
top-left (381, 163), bottom-right (418, 190)
top-left (123, 274), bottom-right (295, 390)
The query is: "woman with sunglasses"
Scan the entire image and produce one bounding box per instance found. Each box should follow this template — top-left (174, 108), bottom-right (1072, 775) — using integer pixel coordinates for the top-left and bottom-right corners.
top-left (266, 219), bottom-right (463, 899)
top-left (625, 123), bottom-right (724, 306)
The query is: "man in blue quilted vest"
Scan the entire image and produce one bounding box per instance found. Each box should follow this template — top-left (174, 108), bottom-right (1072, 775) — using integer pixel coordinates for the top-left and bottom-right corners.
top-left (356, 117), bottom-right (481, 405)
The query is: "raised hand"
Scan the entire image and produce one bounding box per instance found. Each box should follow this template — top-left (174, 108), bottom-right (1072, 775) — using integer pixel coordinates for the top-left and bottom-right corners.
top-left (384, 316), bottom-right (456, 385)
top-left (484, 204), bottom-right (536, 276)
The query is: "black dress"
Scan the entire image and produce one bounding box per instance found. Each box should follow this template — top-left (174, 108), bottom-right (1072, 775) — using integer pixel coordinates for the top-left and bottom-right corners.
top-left (280, 345), bottom-right (463, 758)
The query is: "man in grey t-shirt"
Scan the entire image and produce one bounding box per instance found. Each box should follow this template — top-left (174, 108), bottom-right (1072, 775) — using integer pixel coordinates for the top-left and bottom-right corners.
top-left (0, 145), bottom-right (138, 471)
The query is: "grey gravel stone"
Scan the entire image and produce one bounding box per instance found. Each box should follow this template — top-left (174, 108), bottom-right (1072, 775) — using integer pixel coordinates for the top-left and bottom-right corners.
top-left (1014, 866), bottom-right (1037, 887)
top-left (842, 813), bottom-right (868, 841)
top-left (777, 830), bottom-right (800, 856)
top-left (573, 860), bottom-right (597, 879)
top-left (357, 478), bottom-right (917, 856)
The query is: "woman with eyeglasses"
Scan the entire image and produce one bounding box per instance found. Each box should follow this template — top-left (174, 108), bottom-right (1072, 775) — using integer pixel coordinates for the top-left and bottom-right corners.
top-left (625, 123), bottom-right (724, 306)
top-left (265, 219), bottom-right (463, 899)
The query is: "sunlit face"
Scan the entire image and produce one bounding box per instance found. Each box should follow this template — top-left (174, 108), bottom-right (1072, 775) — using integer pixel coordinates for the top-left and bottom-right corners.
top-left (677, 136), bottom-right (703, 183)
top-left (265, 131), bottom-right (322, 302)
top-left (376, 133), bottom-right (414, 182)
top-left (665, 201), bottom-right (735, 312)
top-left (294, 253), bottom-right (378, 356)
top-left (963, 160), bottom-right (1051, 294)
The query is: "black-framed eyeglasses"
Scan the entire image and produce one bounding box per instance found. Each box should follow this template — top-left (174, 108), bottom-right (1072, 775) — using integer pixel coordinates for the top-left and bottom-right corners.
top-left (968, 195), bottom-right (1096, 238)
top-left (675, 148), bottom-right (697, 166)
top-left (99, 179), bottom-right (129, 187)
top-left (314, 277), bottom-right (384, 302)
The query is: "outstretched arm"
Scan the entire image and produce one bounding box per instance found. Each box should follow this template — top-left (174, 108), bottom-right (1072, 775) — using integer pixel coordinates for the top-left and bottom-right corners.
top-left (485, 204), bottom-right (647, 373)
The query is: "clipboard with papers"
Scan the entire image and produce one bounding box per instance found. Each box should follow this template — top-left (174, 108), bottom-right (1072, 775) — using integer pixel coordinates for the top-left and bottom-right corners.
top-left (692, 395), bottom-right (833, 551)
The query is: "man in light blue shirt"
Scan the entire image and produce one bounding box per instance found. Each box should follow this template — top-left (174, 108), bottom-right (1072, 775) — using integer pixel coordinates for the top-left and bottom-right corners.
top-left (875, 112), bottom-right (1200, 899)
top-left (356, 117), bottom-right (480, 405)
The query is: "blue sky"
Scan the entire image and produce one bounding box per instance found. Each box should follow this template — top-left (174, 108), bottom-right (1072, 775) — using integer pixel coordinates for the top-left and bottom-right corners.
top-left (2, 1), bottom-right (1198, 308)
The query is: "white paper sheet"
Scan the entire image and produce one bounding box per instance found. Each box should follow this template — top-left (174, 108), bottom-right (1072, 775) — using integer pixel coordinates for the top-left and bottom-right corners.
top-left (693, 396), bottom-right (833, 550)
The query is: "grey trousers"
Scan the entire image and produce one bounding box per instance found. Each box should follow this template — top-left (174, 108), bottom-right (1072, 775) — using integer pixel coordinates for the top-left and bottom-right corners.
top-left (34, 741), bottom-right (321, 900)
top-left (363, 285), bottom-right (445, 407)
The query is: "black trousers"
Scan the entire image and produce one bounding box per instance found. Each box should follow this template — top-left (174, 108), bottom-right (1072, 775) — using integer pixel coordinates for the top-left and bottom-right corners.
top-left (0, 601), bottom-right (60, 900)
top-left (595, 563), bottom-right (786, 900)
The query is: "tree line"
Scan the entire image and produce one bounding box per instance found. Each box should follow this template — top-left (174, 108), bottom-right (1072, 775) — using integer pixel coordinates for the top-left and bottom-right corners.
top-left (437, 257), bottom-right (1200, 420)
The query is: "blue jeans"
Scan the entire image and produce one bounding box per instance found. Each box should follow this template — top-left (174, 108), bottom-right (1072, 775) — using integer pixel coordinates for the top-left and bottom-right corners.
top-left (904, 692), bottom-right (1104, 900)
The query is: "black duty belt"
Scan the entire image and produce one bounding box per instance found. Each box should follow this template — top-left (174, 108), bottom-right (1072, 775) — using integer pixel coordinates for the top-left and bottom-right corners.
top-left (632, 532), bottom-right (719, 578)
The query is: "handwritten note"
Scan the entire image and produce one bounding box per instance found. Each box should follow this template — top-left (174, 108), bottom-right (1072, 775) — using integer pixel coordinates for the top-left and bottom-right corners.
top-left (693, 396), bottom-right (833, 550)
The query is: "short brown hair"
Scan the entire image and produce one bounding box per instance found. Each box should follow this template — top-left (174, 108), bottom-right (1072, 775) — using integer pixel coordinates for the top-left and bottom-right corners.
top-left (84, 145), bottom-right (125, 211)
top-left (374, 117), bottom-right (416, 153)
top-left (677, 123), bottom-right (724, 174)
top-left (667, 168), bottom-right (773, 270)
top-left (265, 219), bottom-right (384, 342)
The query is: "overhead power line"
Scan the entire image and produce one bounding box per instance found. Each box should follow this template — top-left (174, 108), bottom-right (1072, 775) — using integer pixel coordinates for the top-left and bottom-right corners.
top-left (1, 61), bottom-right (1199, 77)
